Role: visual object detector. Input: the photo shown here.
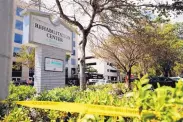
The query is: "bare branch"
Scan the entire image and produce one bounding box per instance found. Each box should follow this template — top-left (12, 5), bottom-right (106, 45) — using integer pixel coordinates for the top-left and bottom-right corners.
top-left (55, 0), bottom-right (84, 30)
top-left (73, 0), bottom-right (92, 18)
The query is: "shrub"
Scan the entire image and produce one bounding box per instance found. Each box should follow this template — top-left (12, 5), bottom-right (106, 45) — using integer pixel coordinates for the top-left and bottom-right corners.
top-left (36, 86), bottom-right (80, 102)
top-left (0, 83), bottom-right (36, 120)
top-left (2, 78), bottom-right (183, 122)
top-left (8, 83), bottom-right (36, 101)
top-left (2, 106), bottom-right (31, 122)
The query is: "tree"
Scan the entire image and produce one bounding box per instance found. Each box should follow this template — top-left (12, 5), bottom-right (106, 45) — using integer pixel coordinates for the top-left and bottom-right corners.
top-left (65, 53), bottom-right (71, 62)
top-left (13, 46), bottom-right (35, 70)
top-left (54, 0), bottom-right (183, 90)
top-left (144, 23), bottom-right (183, 77)
top-left (91, 20), bottom-right (183, 87)
top-left (91, 32), bottom-right (146, 87)
top-left (175, 22), bottom-right (183, 39)
top-left (54, 0), bottom-right (143, 90)
top-left (173, 62), bottom-right (183, 76)
top-left (26, 0), bottom-right (183, 90)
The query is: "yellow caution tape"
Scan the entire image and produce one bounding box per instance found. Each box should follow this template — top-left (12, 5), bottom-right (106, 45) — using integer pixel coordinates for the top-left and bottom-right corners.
top-left (15, 101), bottom-right (159, 118)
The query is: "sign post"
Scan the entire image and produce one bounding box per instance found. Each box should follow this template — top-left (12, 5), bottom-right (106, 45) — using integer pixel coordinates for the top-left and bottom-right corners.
top-left (22, 9), bottom-right (73, 92)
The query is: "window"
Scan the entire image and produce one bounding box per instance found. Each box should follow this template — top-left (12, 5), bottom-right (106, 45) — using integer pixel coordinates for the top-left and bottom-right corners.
top-left (85, 56), bottom-right (95, 59)
top-left (111, 76), bottom-right (117, 81)
top-left (16, 7), bottom-right (23, 16)
top-left (15, 20), bottom-right (23, 30)
top-left (13, 47), bottom-right (20, 57)
top-left (71, 59), bottom-right (76, 65)
top-left (65, 67), bottom-right (68, 78)
top-left (72, 32), bottom-right (75, 38)
top-left (12, 62), bottom-right (22, 77)
top-left (71, 68), bottom-right (76, 75)
top-left (78, 56), bottom-right (95, 60)
top-left (107, 69), bottom-right (109, 72)
top-left (109, 63), bottom-right (113, 66)
top-left (86, 62), bottom-right (97, 66)
top-left (29, 68), bottom-right (34, 78)
top-left (14, 33), bottom-right (22, 44)
top-left (110, 70), bottom-right (117, 73)
top-left (72, 41), bottom-right (75, 47)
top-left (72, 50), bottom-right (75, 56)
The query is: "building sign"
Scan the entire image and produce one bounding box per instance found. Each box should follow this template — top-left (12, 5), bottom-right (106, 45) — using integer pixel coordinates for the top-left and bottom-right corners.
top-left (45, 58), bottom-right (63, 72)
top-left (23, 14), bottom-right (72, 51)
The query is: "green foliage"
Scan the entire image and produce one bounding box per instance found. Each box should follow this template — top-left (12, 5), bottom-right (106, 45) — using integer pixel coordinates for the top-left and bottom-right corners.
top-left (86, 66), bottom-right (98, 73)
top-left (131, 22), bottom-right (183, 76)
top-left (127, 75), bottom-right (183, 122)
top-left (132, 65), bottom-right (142, 75)
top-left (147, 67), bottom-right (156, 76)
top-left (2, 78), bottom-right (183, 121)
top-left (0, 83), bottom-right (36, 121)
top-left (150, 23), bottom-right (183, 76)
top-left (173, 62), bottom-right (183, 76)
top-left (13, 45), bottom-right (35, 70)
top-left (66, 53), bottom-right (71, 61)
top-left (3, 106), bottom-right (31, 122)
top-left (7, 83), bottom-right (36, 101)
top-left (36, 86), bottom-right (80, 102)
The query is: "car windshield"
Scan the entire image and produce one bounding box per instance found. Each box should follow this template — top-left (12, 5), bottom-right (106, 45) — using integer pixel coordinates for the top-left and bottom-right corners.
top-left (98, 79), bottom-right (105, 82)
top-left (170, 77), bottom-right (181, 81)
top-left (173, 78), bottom-right (180, 81)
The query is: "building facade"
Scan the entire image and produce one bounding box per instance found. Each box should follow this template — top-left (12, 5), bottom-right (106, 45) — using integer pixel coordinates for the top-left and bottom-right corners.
top-left (11, 0), bottom-right (78, 81)
top-left (85, 56), bottom-right (120, 81)
top-left (12, 0), bottom-right (30, 81)
top-left (65, 32), bottom-right (78, 78)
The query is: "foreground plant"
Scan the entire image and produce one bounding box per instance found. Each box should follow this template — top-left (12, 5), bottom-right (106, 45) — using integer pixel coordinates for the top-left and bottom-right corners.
top-left (1, 77), bottom-right (183, 122)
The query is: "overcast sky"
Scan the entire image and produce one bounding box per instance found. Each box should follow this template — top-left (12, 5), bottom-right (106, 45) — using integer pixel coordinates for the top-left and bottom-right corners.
top-left (23, 0), bottom-right (183, 23)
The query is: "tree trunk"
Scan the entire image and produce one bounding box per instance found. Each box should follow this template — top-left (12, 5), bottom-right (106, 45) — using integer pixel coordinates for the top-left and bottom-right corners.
top-left (79, 39), bottom-right (86, 90)
top-left (164, 69), bottom-right (169, 77)
top-left (128, 67), bottom-right (132, 89)
top-left (125, 67), bottom-right (132, 89)
top-left (169, 70), bottom-right (173, 77)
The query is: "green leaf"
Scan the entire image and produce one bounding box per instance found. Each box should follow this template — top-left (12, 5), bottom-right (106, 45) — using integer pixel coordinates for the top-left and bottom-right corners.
top-left (142, 84), bottom-right (152, 91)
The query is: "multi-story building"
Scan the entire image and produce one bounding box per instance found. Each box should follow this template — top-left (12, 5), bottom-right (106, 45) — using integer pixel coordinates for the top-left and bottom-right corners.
top-left (12, 0), bottom-right (30, 81)
top-left (11, 0), bottom-right (78, 81)
top-left (65, 32), bottom-right (78, 78)
top-left (84, 56), bottom-right (120, 81)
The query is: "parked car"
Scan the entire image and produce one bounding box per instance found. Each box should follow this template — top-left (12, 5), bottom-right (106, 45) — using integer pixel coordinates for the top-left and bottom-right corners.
top-left (169, 77), bottom-right (183, 82)
top-left (149, 76), bottom-right (177, 89)
top-left (13, 79), bottom-right (34, 86)
top-left (95, 79), bottom-right (112, 85)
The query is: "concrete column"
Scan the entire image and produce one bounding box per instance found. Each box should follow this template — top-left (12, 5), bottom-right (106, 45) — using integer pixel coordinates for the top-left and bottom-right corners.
top-left (22, 66), bottom-right (29, 80)
top-left (0, 0), bottom-right (14, 100)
